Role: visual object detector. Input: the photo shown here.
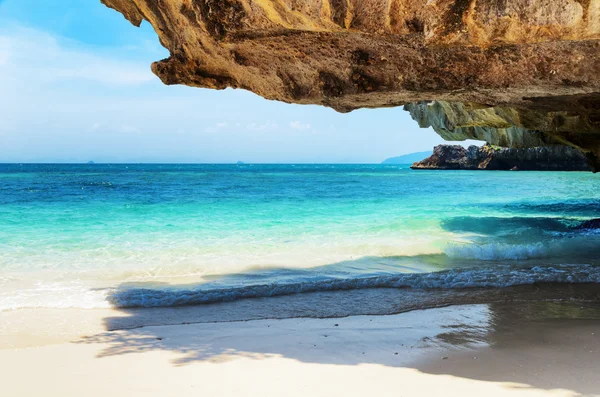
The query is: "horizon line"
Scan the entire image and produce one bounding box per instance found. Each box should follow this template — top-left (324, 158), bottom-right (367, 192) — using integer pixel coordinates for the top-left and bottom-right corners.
top-left (0, 162), bottom-right (415, 165)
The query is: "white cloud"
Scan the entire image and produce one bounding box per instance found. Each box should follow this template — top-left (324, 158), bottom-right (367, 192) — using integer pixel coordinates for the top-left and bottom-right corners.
top-left (51, 61), bottom-right (153, 86)
top-left (0, 37), bottom-right (11, 65)
top-left (0, 26), bottom-right (155, 87)
top-left (119, 124), bottom-right (141, 134)
top-left (246, 121), bottom-right (278, 132)
top-left (0, 25), bottom-right (444, 163)
top-left (204, 122), bottom-right (229, 133)
top-left (289, 121), bottom-right (311, 130)
top-left (88, 122), bottom-right (141, 134)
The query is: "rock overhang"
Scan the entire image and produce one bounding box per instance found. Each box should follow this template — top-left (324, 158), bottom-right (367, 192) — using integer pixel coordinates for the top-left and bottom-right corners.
top-left (100, 0), bottom-right (600, 170)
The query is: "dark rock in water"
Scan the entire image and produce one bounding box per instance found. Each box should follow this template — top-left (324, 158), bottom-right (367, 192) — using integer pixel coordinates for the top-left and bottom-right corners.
top-left (411, 144), bottom-right (591, 171)
top-left (575, 219), bottom-right (600, 230)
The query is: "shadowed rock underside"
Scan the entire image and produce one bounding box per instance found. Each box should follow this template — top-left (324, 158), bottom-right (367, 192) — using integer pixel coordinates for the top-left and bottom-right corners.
top-left (100, 0), bottom-right (600, 170)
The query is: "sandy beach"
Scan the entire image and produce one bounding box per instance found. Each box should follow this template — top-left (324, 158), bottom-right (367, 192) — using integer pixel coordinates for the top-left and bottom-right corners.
top-left (3, 0), bottom-right (600, 396)
top-left (2, 299), bottom-right (600, 397)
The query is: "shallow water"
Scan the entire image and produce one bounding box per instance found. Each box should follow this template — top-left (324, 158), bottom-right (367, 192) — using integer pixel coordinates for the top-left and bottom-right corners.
top-left (0, 164), bottom-right (599, 310)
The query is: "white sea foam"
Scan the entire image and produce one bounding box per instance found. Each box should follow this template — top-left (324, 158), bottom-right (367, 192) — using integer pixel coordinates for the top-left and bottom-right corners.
top-left (445, 235), bottom-right (600, 261)
top-left (0, 280), bottom-right (111, 311)
top-left (445, 242), bottom-right (548, 260)
top-left (108, 264), bottom-right (600, 308)
top-left (3, 236), bottom-right (599, 311)
top-left (3, 263), bottom-right (600, 311)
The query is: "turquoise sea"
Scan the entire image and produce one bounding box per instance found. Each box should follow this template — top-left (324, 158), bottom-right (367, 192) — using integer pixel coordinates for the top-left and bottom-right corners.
top-left (1, 164), bottom-right (599, 311)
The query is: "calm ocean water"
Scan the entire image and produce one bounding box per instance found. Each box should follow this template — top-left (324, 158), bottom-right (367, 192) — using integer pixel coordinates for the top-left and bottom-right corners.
top-left (1, 164), bottom-right (599, 311)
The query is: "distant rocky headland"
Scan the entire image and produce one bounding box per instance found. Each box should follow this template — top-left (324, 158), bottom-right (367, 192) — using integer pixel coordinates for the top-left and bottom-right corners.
top-left (382, 151), bottom-right (432, 165)
top-left (411, 145), bottom-right (591, 171)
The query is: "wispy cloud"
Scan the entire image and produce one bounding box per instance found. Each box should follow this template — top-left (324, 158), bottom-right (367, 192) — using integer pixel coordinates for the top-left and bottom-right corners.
top-left (246, 121), bottom-right (279, 132)
top-left (119, 124), bottom-right (141, 134)
top-left (0, 23), bottom-right (445, 162)
top-left (204, 122), bottom-right (229, 133)
top-left (0, 26), bottom-right (155, 87)
top-left (289, 121), bottom-right (312, 131)
top-left (89, 122), bottom-right (141, 134)
top-left (0, 37), bottom-right (10, 66)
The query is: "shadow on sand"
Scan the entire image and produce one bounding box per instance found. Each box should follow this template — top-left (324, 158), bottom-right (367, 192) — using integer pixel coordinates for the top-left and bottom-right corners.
top-left (76, 283), bottom-right (600, 396)
top-left (77, 216), bottom-right (600, 395)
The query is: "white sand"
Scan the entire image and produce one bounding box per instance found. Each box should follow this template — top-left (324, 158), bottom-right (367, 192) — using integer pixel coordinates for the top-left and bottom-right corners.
top-left (2, 303), bottom-right (599, 397)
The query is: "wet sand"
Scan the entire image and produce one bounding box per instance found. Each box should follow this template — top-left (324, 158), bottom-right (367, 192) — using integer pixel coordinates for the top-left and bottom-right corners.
top-left (2, 299), bottom-right (600, 396)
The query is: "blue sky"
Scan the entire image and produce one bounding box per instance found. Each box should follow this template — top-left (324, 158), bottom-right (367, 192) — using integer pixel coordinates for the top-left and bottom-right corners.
top-left (0, 0), bottom-right (477, 163)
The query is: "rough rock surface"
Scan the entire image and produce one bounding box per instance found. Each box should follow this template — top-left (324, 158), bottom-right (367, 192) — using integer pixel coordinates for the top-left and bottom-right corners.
top-left (411, 144), bottom-right (591, 171)
top-left (405, 99), bottom-right (600, 170)
top-left (100, 0), bottom-right (600, 169)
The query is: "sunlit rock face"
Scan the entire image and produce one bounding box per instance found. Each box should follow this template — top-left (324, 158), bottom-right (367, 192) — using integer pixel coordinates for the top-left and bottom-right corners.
top-left (101, 0), bottom-right (600, 169)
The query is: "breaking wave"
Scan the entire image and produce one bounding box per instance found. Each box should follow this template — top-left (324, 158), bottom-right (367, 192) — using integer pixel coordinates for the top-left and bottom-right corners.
top-left (445, 242), bottom-right (547, 260)
top-left (109, 264), bottom-right (600, 308)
